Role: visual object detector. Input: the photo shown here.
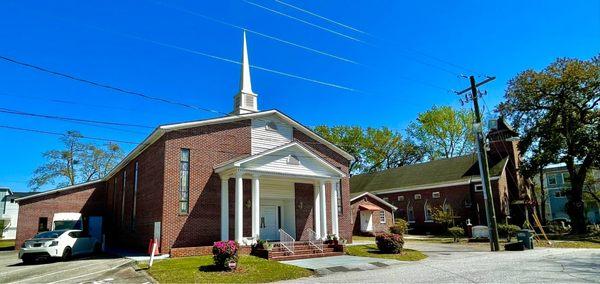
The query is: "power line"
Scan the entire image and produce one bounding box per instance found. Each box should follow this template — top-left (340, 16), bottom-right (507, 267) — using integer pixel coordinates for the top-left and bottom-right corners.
top-left (273, 0), bottom-right (368, 35)
top-left (47, 18), bottom-right (362, 93)
top-left (242, 0), bottom-right (367, 44)
top-left (153, 1), bottom-right (360, 65)
top-left (0, 92), bottom-right (138, 112)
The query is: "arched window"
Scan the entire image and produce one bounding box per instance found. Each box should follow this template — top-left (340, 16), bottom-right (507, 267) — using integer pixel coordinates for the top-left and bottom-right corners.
top-left (407, 201), bottom-right (415, 223)
top-left (287, 154), bottom-right (300, 165)
top-left (424, 200), bottom-right (433, 222)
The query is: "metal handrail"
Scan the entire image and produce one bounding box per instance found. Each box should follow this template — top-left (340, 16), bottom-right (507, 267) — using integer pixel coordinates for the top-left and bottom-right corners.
top-left (306, 228), bottom-right (323, 253)
top-left (278, 229), bottom-right (295, 254)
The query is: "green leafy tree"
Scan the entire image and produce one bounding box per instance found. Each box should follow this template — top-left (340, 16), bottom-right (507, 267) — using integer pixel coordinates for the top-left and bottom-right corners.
top-left (431, 206), bottom-right (454, 230)
top-left (313, 125), bottom-right (365, 174)
top-left (407, 106), bottom-right (475, 160)
top-left (29, 131), bottom-right (124, 191)
top-left (362, 127), bottom-right (423, 173)
top-left (499, 56), bottom-right (600, 234)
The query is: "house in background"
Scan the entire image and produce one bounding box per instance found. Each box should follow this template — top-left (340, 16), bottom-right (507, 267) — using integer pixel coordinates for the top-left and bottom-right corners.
top-left (534, 165), bottom-right (600, 224)
top-left (15, 33), bottom-right (354, 258)
top-left (1, 187), bottom-right (34, 240)
top-left (350, 118), bottom-right (531, 233)
top-left (350, 192), bottom-right (396, 235)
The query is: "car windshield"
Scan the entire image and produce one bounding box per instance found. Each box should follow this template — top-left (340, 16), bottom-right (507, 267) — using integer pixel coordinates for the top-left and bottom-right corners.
top-left (34, 230), bottom-right (67, 239)
top-left (54, 220), bottom-right (81, 230)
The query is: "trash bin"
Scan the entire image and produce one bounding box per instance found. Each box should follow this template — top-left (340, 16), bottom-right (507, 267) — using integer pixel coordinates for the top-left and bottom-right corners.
top-left (516, 229), bottom-right (534, 249)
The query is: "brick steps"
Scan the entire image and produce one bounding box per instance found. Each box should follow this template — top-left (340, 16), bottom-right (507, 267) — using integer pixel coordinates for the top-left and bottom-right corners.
top-left (256, 241), bottom-right (345, 261)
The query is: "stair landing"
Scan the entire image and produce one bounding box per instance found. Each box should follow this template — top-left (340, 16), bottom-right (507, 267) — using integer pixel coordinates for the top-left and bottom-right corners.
top-left (254, 241), bottom-right (345, 261)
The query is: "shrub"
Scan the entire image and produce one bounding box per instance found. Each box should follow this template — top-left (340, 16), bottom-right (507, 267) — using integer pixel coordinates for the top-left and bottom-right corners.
top-left (212, 240), bottom-right (239, 270)
top-left (497, 224), bottom-right (521, 241)
top-left (375, 233), bottom-right (404, 254)
top-left (448, 226), bottom-right (464, 242)
top-left (390, 219), bottom-right (408, 234)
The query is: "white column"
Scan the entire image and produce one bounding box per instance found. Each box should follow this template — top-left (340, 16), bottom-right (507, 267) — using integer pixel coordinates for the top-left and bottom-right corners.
top-left (235, 172), bottom-right (244, 243)
top-left (319, 180), bottom-right (328, 239)
top-left (220, 176), bottom-right (229, 241)
top-left (330, 180), bottom-right (339, 238)
top-left (251, 175), bottom-right (260, 239)
top-left (313, 183), bottom-right (321, 238)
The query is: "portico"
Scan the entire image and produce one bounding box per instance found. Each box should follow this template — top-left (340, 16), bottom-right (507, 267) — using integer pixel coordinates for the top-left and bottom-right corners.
top-left (215, 142), bottom-right (345, 244)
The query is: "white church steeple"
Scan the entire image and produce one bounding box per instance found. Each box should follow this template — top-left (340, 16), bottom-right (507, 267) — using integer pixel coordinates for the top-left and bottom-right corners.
top-left (233, 31), bottom-right (258, 115)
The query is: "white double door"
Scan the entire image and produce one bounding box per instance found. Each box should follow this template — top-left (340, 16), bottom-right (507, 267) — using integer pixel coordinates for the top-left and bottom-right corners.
top-left (260, 205), bottom-right (279, 240)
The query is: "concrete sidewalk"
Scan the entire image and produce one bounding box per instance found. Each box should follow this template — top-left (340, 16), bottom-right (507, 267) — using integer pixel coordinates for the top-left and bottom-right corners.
top-left (281, 255), bottom-right (403, 275)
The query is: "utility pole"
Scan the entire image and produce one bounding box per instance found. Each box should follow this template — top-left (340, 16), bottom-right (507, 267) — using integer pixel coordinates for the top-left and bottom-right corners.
top-left (456, 75), bottom-right (500, 251)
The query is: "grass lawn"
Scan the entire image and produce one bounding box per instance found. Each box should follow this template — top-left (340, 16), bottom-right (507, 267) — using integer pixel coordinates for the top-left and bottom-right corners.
top-left (0, 240), bottom-right (15, 250)
top-left (346, 245), bottom-right (427, 261)
top-left (140, 255), bottom-right (313, 283)
top-left (535, 240), bottom-right (600, 249)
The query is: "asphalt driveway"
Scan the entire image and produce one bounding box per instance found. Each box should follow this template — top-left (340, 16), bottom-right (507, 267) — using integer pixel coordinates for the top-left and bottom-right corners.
top-left (0, 251), bottom-right (153, 283)
top-left (284, 241), bottom-right (600, 283)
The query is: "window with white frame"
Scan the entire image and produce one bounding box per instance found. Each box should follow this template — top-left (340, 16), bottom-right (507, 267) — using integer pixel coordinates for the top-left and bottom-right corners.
top-left (397, 196), bottom-right (404, 202)
top-left (407, 202), bottom-right (415, 223)
top-left (383, 197), bottom-right (389, 202)
top-left (424, 200), bottom-right (433, 222)
top-left (432, 192), bottom-right (440, 198)
top-left (474, 184), bottom-right (483, 192)
top-left (414, 194), bottom-right (421, 200)
top-left (562, 173), bottom-right (571, 184)
top-left (379, 211), bottom-right (386, 223)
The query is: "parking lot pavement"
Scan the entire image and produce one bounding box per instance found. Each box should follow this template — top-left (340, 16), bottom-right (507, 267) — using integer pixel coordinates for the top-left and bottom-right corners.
top-left (283, 246), bottom-right (600, 283)
top-left (0, 251), bottom-right (154, 284)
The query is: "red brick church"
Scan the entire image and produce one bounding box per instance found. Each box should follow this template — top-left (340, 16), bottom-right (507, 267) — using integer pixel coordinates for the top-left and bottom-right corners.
top-left (350, 119), bottom-right (531, 233)
top-left (15, 33), bottom-right (354, 256)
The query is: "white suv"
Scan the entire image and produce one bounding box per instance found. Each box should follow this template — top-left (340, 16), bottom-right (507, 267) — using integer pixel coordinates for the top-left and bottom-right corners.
top-left (19, 229), bottom-right (100, 263)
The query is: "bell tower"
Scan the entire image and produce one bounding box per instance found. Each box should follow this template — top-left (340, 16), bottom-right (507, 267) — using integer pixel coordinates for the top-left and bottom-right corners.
top-left (232, 31), bottom-right (258, 115)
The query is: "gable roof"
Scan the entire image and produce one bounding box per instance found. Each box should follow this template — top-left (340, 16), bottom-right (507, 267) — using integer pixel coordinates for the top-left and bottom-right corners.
top-left (214, 141), bottom-right (346, 177)
top-left (350, 154), bottom-right (509, 194)
top-left (350, 191), bottom-right (398, 210)
top-left (106, 109), bottom-right (354, 181)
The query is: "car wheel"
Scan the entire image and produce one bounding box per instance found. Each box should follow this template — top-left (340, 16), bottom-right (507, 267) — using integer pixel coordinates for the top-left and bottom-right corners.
top-left (22, 255), bottom-right (35, 264)
top-left (93, 243), bottom-right (101, 254)
top-left (61, 247), bottom-right (72, 261)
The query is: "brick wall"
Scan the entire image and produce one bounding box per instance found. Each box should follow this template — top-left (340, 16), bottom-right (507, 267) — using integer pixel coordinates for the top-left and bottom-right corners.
top-left (15, 181), bottom-right (106, 248)
top-left (350, 196), bottom-right (394, 235)
top-left (293, 129), bottom-right (352, 242)
top-left (294, 183), bottom-right (314, 240)
top-left (105, 138), bottom-right (166, 251)
top-left (161, 121), bottom-right (251, 253)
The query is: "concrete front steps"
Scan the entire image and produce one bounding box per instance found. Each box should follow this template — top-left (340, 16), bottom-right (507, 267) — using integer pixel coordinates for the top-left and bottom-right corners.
top-left (255, 241), bottom-right (345, 261)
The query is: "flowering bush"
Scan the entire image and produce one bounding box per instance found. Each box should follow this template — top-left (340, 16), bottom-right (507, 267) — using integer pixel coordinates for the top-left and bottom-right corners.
top-left (212, 240), bottom-right (239, 270)
top-left (375, 233), bottom-right (404, 254)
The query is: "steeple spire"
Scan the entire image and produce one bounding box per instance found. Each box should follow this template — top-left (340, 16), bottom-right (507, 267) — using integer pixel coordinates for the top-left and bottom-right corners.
top-left (233, 31), bottom-right (258, 115)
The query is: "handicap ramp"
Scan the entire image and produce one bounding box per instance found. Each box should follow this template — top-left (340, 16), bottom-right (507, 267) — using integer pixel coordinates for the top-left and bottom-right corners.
top-left (280, 255), bottom-right (402, 275)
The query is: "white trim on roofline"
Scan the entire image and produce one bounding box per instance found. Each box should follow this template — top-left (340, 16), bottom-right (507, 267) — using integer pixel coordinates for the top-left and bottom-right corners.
top-left (106, 110), bottom-right (353, 181)
top-left (374, 176), bottom-right (501, 195)
top-left (350, 192), bottom-right (398, 210)
top-left (14, 180), bottom-right (103, 202)
top-left (214, 141), bottom-right (346, 178)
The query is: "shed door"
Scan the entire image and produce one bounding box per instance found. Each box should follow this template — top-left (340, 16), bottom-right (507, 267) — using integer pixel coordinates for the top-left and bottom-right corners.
top-left (360, 211), bottom-right (373, 232)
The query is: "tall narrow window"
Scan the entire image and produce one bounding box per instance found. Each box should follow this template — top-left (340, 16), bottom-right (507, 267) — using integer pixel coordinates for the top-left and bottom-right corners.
top-left (131, 162), bottom-right (138, 230)
top-left (121, 171), bottom-right (127, 226)
top-left (112, 177), bottom-right (117, 223)
top-left (336, 182), bottom-right (343, 216)
top-left (424, 200), bottom-right (433, 222)
top-left (179, 149), bottom-right (190, 214)
top-left (407, 202), bottom-right (415, 223)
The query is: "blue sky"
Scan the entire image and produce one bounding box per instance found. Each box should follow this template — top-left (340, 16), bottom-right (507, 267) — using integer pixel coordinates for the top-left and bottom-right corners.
top-left (0, 0), bottom-right (598, 191)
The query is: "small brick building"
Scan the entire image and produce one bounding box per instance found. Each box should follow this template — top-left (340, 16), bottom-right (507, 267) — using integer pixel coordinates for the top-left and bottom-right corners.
top-left (350, 192), bottom-right (397, 235)
top-left (15, 34), bottom-right (354, 255)
top-left (350, 118), bottom-right (530, 233)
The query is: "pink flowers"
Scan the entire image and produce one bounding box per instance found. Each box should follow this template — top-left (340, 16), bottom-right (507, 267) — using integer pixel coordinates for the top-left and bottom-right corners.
top-left (213, 241), bottom-right (239, 270)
